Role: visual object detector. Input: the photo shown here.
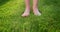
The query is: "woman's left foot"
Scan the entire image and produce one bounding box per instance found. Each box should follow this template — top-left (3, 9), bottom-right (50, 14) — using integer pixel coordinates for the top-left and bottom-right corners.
top-left (33, 8), bottom-right (41, 16)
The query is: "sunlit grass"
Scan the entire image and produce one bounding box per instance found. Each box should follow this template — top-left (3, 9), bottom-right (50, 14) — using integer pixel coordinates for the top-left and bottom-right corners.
top-left (0, 0), bottom-right (60, 32)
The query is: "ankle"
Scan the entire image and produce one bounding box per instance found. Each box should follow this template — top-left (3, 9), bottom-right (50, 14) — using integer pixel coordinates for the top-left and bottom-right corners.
top-left (33, 6), bottom-right (38, 8)
top-left (26, 6), bottom-right (30, 9)
top-left (33, 7), bottom-right (38, 9)
top-left (33, 8), bottom-right (38, 11)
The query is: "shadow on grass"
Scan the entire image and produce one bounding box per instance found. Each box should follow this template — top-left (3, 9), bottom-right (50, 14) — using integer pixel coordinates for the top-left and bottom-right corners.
top-left (0, 0), bottom-right (10, 6)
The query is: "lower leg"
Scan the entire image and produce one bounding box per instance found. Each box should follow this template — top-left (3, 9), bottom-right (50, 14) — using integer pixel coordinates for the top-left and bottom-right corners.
top-left (22, 0), bottom-right (30, 16)
top-left (25, 0), bottom-right (30, 10)
top-left (33, 0), bottom-right (41, 16)
top-left (33, 0), bottom-right (38, 9)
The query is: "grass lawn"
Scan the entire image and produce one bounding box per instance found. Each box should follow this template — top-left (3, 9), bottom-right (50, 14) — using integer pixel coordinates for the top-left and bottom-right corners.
top-left (0, 0), bottom-right (60, 32)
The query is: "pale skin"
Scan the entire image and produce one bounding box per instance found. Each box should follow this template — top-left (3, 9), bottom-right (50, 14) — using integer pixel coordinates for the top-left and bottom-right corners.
top-left (22, 0), bottom-right (41, 17)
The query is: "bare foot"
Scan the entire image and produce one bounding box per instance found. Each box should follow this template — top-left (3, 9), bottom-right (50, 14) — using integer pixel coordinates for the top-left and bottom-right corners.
top-left (22, 9), bottom-right (30, 17)
top-left (33, 8), bottom-right (41, 16)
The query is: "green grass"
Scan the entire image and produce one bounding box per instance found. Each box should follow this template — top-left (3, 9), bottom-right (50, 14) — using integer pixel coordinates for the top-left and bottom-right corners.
top-left (0, 0), bottom-right (60, 32)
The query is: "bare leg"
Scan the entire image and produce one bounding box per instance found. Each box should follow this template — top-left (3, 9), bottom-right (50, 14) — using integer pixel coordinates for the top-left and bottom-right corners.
top-left (33, 0), bottom-right (41, 16)
top-left (22, 0), bottom-right (30, 17)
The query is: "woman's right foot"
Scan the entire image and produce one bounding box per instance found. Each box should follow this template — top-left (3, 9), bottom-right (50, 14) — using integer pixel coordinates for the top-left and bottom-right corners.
top-left (22, 8), bottom-right (30, 17)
